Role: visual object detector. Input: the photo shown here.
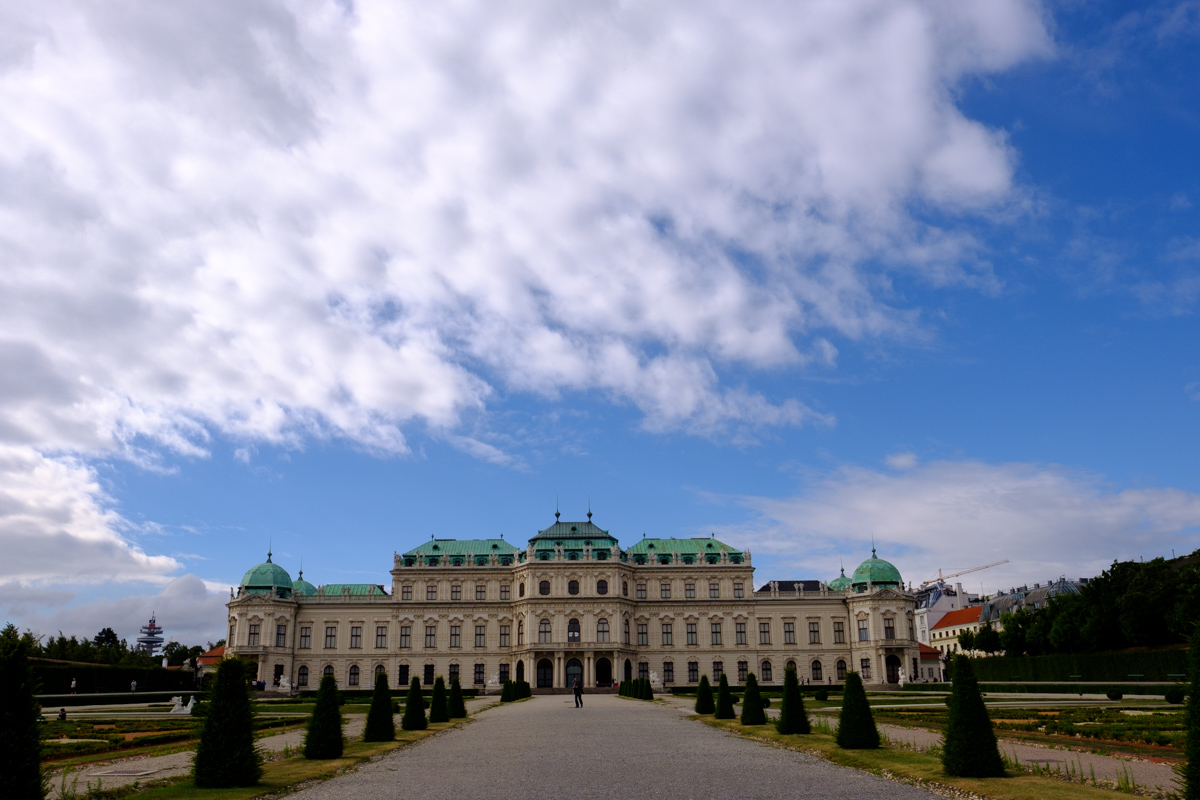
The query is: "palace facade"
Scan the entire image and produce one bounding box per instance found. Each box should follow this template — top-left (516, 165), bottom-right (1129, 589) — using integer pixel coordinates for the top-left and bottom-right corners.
top-left (225, 515), bottom-right (918, 692)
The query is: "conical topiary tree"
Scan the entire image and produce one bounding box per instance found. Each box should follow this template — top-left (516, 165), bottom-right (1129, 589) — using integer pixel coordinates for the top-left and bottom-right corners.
top-left (362, 670), bottom-right (395, 742)
top-left (194, 657), bottom-right (262, 785)
top-left (429, 676), bottom-right (449, 723)
top-left (401, 677), bottom-right (427, 730)
top-left (500, 680), bottom-right (513, 702)
top-left (740, 673), bottom-right (766, 725)
top-left (645, 678), bottom-right (654, 701)
top-left (695, 675), bottom-right (715, 714)
top-left (715, 672), bottom-right (736, 719)
top-left (776, 666), bottom-right (809, 735)
top-left (942, 655), bottom-right (1004, 777)
top-left (836, 671), bottom-right (880, 749)
top-left (448, 675), bottom-right (467, 719)
top-left (304, 674), bottom-right (344, 759)
top-left (0, 623), bottom-right (46, 799)
top-left (1186, 626), bottom-right (1200, 799)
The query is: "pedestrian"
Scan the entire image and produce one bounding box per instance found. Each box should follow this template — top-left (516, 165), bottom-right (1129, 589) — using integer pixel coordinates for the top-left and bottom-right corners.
top-left (57, 708), bottom-right (67, 721)
top-left (130, 679), bottom-right (137, 693)
top-left (70, 677), bottom-right (77, 694)
top-left (573, 677), bottom-right (583, 708)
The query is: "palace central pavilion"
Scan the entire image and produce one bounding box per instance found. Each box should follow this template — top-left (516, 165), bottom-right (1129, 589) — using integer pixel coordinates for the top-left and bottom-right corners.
top-left (225, 514), bottom-right (918, 692)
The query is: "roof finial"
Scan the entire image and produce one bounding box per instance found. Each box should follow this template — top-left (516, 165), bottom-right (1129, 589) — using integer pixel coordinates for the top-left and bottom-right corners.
top-left (298, 557), bottom-right (303, 580)
top-left (555, 495), bottom-right (560, 521)
top-left (587, 496), bottom-right (592, 521)
top-left (871, 535), bottom-right (876, 558)
top-left (267, 539), bottom-right (273, 562)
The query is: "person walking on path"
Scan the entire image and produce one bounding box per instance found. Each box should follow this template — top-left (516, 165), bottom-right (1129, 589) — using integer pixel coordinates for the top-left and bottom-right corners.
top-left (573, 677), bottom-right (583, 708)
top-left (130, 679), bottom-right (137, 693)
top-left (71, 677), bottom-right (77, 694)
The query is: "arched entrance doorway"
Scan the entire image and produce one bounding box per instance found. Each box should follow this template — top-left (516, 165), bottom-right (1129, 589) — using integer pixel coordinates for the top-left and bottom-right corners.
top-left (595, 657), bottom-right (612, 686)
top-left (566, 658), bottom-right (583, 688)
top-left (623, 658), bottom-right (632, 682)
top-left (885, 654), bottom-right (901, 683)
top-left (537, 658), bottom-right (554, 688)
top-left (516, 660), bottom-right (525, 683)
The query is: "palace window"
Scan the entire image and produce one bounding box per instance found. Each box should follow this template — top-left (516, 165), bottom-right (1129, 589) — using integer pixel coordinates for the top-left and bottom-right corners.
top-left (518, 620), bottom-right (524, 645)
top-left (474, 663), bottom-right (485, 685)
top-left (638, 662), bottom-right (649, 680)
top-left (597, 618), bottom-right (610, 643)
top-left (761, 661), bottom-right (773, 682)
top-left (712, 661), bottom-right (723, 680)
top-left (229, 623), bottom-right (236, 643)
top-left (711, 622), bottom-right (722, 646)
top-left (401, 585), bottom-right (412, 601)
top-left (476, 624), bottom-right (486, 647)
top-left (248, 624), bottom-right (260, 647)
top-left (836, 659), bottom-right (847, 681)
top-left (860, 658), bottom-right (871, 680)
top-left (661, 622), bottom-right (673, 646)
top-left (424, 664), bottom-right (434, 685)
top-left (451, 584), bottom-right (462, 601)
top-left (568, 619), bottom-right (581, 644)
top-left (299, 626), bottom-right (311, 649)
top-left (500, 625), bottom-right (510, 647)
top-left (450, 625), bottom-right (461, 648)
top-left (400, 626), bottom-right (411, 648)
top-left (884, 618), bottom-right (895, 640)
top-left (688, 661), bottom-right (699, 682)
top-left (709, 582), bottom-right (720, 599)
top-left (539, 580), bottom-right (550, 596)
top-left (476, 584), bottom-right (486, 601)
top-left (833, 621), bottom-right (845, 644)
top-left (858, 619), bottom-right (869, 642)
top-left (637, 623), bottom-right (648, 646)
top-left (501, 584), bottom-right (511, 601)
top-left (350, 626), bottom-right (362, 649)
top-left (737, 661), bottom-right (748, 682)
top-left (685, 582), bottom-right (695, 599)
top-left (375, 664), bottom-right (385, 683)
top-left (426, 584), bottom-right (437, 601)
top-left (425, 625), bottom-right (436, 648)
top-left (622, 581), bottom-right (629, 597)
top-left (636, 583), bottom-right (647, 600)
top-left (500, 663), bottom-right (510, 683)
top-left (759, 622), bottom-right (771, 645)
top-left (597, 579), bottom-right (608, 595)
top-left (733, 582), bottom-right (744, 599)
top-left (449, 663), bottom-right (459, 681)
top-left (297, 665), bottom-right (309, 687)
top-left (569, 580), bottom-right (579, 595)
top-left (539, 619), bottom-right (552, 643)
top-left (519, 583), bottom-right (525, 597)
top-left (324, 626), bottom-right (337, 649)
top-left (783, 622), bottom-right (795, 645)
top-left (663, 661), bottom-right (674, 683)
top-left (811, 660), bottom-right (823, 682)
top-left (735, 622), bottom-right (746, 645)
top-left (276, 624), bottom-right (287, 648)
top-left (393, 664), bottom-right (408, 685)
top-left (623, 619), bottom-right (631, 645)
top-left (660, 582), bottom-right (671, 599)
top-left (787, 659), bottom-right (796, 672)
top-left (809, 621), bottom-right (820, 644)
top-left (349, 665), bottom-right (360, 686)
top-left (376, 626), bottom-right (387, 648)
top-left (324, 665), bottom-right (334, 677)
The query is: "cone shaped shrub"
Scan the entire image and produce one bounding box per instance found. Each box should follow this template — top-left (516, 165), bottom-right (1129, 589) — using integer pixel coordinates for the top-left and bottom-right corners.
top-left (448, 675), bottom-right (467, 718)
top-left (363, 671), bottom-right (395, 742)
top-left (193, 657), bottom-right (263, 785)
top-left (518, 680), bottom-right (531, 699)
top-left (942, 655), bottom-right (1004, 777)
top-left (1186, 627), bottom-right (1200, 799)
top-left (695, 675), bottom-right (715, 714)
top-left (740, 674), bottom-right (766, 725)
top-left (836, 671), bottom-right (880, 749)
top-left (645, 679), bottom-right (654, 701)
top-left (0, 624), bottom-right (46, 799)
top-left (401, 677), bottom-right (427, 731)
top-left (429, 676), bottom-right (449, 723)
top-left (776, 666), bottom-right (810, 735)
top-left (303, 674), bottom-right (344, 759)
top-left (500, 680), bottom-right (512, 702)
top-left (715, 673), bottom-right (736, 719)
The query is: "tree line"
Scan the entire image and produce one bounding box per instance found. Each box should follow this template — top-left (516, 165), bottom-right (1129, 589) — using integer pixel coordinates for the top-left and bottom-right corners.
top-left (11, 624), bottom-right (220, 668)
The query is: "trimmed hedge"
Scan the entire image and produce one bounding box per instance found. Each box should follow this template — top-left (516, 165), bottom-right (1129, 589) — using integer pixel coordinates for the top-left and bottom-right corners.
top-left (715, 673), bottom-right (735, 719)
top-left (448, 676), bottom-right (467, 719)
top-left (942, 655), bottom-right (1004, 777)
top-left (967, 649), bottom-right (1187, 683)
top-left (836, 672), bottom-right (879, 750)
top-left (194, 658), bottom-right (262, 786)
top-left (401, 678), bottom-right (427, 731)
top-left (33, 663), bottom-right (195, 694)
top-left (694, 675), bottom-right (715, 714)
top-left (974, 682), bottom-right (1178, 696)
top-left (303, 675), bottom-right (344, 759)
top-left (1, 626), bottom-right (45, 800)
top-left (776, 666), bottom-right (809, 735)
top-left (362, 671), bottom-right (395, 742)
top-left (298, 687), bottom-right (479, 700)
top-left (1185, 631), bottom-right (1200, 800)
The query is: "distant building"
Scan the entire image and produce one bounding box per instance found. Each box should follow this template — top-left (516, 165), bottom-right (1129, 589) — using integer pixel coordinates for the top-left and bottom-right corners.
top-left (918, 642), bottom-right (944, 681)
top-left (136, 614), bottom-right (164, 656)
top-left (913, 581), bottom-right (980, 646)
top-left (929, 605), bottom-right (983, 658)
top-left (979, 577), bottom-right (1083, 626)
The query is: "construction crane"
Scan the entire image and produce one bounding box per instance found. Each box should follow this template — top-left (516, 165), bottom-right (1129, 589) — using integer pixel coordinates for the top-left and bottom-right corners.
top-left (921, 559), bottom-right (1009, 587)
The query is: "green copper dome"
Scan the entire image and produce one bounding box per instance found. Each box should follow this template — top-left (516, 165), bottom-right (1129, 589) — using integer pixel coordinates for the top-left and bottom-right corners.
top-left (240, 552), bottom-right (293, 597)
top-left (850, 548), bottom-right (902, 593)
top-left (292, 569), bottom-right (317, 596)
top-left (828, 567), bottom-right (852, 592)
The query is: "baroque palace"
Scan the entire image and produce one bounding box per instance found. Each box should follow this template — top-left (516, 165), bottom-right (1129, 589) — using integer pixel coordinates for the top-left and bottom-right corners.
top-left (225, 514), bottom-right (918, 693)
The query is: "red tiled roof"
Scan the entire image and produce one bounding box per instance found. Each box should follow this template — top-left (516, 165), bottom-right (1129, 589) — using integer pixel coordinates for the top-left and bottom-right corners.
top-left (930, 605), bottom-right (982, 630)
top-left (197, 645), bottom-right (225, 666)
top-left (919, 643), bottom-right (941, 660)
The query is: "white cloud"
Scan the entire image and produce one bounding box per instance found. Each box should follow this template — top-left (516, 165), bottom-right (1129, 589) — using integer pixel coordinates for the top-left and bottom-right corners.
top-left (715, 460), bottom-right (1200, 592)
top-left (885, 451), bottom-right (918, 470)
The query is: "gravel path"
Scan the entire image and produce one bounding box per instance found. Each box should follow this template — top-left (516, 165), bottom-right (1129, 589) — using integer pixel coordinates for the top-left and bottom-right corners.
top-left (288, 694), bottom-right (940, 800)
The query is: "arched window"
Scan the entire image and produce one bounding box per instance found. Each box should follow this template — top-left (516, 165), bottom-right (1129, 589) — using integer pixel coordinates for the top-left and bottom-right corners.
top-left (348, 665), bottom-right (360, 686)
top-left (323, 664), bottom-right (334, 677)
top-left (375, 664), bottom-right (386, 683)
top-left (297, 665), bottom-right (309, 687)
top-left (568, 619), bottom-right (581, 643)
top-left (836, 659), bottom-right (847, 681)
top-left (539, 580), bottom-right (550, 596)
top-left (596, 618), bottom-right (610, 643)
top-left (623, 619), bottom-right (631, 645)
top-left (786, 660), bottom-right (796, 673)
top-left (761, 661), bottom-right (773, 682)
top-left (539, 619), bottom-right (552, 643)
top-left (568, 580), bottom-right (579, 595)
top-left (623, 581), bottom-right (629, 597)
top-left (811, 660), bottom-right (823, 682)
top-left (597, 579), bottom-right (608, 595)
top-left (519, 582), bottom-right (525, 597)
top-left (517, 620), bottom-right (524, 645)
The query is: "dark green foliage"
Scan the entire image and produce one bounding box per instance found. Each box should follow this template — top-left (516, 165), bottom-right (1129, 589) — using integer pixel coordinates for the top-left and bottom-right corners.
top-left (401, 677), bottom-right (427, 731)
top-left (1106, 689), bottom-right (1124, 701)
top-left (971, 647), bottom-right (1188, 682)
top-left (514, 680), bottom-right (531, 699)
top-left (644, 678), bottom-right (654, 701)
top-left (836, 672), bottom-right (880, 749)
top-left (500, 680), bottom-right (514, 702)
top-left (429, 676), bottom-right (449, 723)
top-left (776, 666), bottom-right (809, 735)
top-left (740, 674), bottom-right (766, 725)
top-left (448, 676), bottom-right (467, 718)
top-left (761, 697), bottom-right (770, 708)
top-left (695, 675), bottom-right (715, 714)
top-left (974, 624), bottom-right (1002, 654)
top-left (815, 689), bottom-right (829, 702)
top-left (362, 671), bottom-right (395, 742)
top-left (715, 673), bottom-right (736, 719)
top-left (303, 674), bottom-right (344, 760)
top-left (1166, 686), bottom-right (1186, 704)
top-left (0, 624), bottom-right (45, 800)
top-left (942, 656), bottom-right (1004, 777)
top-left (193, 657), bottom-right (263, 786)
top-left (1185, 631), bottom-right (1200, 799)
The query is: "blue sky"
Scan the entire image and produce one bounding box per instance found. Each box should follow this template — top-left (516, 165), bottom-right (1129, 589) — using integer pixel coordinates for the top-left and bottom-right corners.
top-left (1, 0), bottom-right (1199, 646)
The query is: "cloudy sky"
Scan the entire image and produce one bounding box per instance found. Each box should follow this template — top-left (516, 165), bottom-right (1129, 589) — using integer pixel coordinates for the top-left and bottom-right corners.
top-left (2, 0), bottom-right (1198, 646)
